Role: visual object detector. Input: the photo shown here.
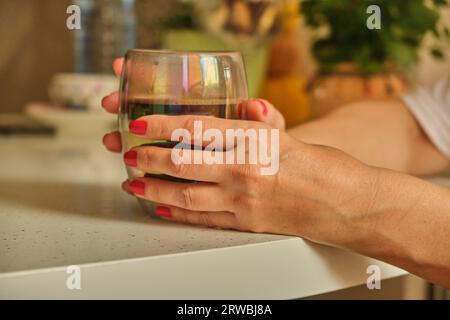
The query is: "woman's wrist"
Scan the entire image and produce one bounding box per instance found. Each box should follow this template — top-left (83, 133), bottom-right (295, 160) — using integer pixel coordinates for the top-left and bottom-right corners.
top-left (326, 165), bottom-right (385, 249)
top-left (338, 167), bottom-right (450, 271)
top-left (286, 146), bottom-right (384, 248)
top-left (335, 167), bottom-right (414, 251)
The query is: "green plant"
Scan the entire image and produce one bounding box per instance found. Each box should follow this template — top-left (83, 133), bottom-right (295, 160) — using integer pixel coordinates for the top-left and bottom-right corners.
top-left (302, 0), bottom-right (450, 74)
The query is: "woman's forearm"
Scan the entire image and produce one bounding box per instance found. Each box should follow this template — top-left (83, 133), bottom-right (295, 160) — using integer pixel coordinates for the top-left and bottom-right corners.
top-left (288, 99), bottom-right (449, 175)
top-left (340, 168), bottom-right (450, 288)
top-left (290, 98), bottom-right (450, 285)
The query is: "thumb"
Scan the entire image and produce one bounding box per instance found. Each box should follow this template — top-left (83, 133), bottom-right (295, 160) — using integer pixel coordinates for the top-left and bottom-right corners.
top-left (239, 99), bottom-right (285, 130)
top-left (113, 57), bottom-right (124, 77)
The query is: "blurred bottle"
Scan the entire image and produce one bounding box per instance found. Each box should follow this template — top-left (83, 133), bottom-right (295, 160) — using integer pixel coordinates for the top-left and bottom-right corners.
top-left (260, 0), bottom-right (311, 128)
top-left (74, 0), bottom-right (136, 73)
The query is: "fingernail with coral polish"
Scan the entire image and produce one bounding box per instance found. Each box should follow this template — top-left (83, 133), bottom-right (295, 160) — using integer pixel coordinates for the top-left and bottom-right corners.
top-left (129, 120), bottom-right (147, 135)
top-left (124, 150), bottom-right (137, 167)
top-left (129, 180), bottom-right (145, 196)
top-left (156, 206), bottom-right (172, 218)
top-left (257, 99), bottom-right (268, 116)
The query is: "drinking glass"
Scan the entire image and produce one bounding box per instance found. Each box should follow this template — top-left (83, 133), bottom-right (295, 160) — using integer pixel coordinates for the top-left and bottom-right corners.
top-left (118, 49), bottom-right (248, 216)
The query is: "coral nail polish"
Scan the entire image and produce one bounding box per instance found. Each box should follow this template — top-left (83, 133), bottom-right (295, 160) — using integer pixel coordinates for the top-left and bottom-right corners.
top-left (129, 120), bottom-right (147, 135)
top-left (156, 206), bottom-right (172, 218)
top-left (129, 180), bottom-right (145, 196)
top-left (124, 150), bottom-right (137, 167)
top-left (257, 99), bottom-right (268, 116)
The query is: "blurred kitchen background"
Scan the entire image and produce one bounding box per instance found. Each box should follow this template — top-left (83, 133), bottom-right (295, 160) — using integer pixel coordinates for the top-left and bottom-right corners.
top-left (1, 0), bottom-right (450, 121)
top-left (0, 0), bottom-right (449, 299)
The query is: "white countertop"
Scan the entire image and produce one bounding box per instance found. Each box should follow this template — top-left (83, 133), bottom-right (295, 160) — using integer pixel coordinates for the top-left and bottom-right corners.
top-left (0, 134), bottom-right (414, 299)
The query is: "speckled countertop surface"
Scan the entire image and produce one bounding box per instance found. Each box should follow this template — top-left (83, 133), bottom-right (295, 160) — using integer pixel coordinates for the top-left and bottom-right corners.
top-left (0, 134), bottom-right (411, 299)
top-left (0, 135), bottom-right (287, 273)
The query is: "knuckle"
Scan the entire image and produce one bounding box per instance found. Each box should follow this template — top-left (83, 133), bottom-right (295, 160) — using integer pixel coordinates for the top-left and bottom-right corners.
top-left (180, 186), bottom-right (195, 209)
top-left (140, 148), bottom-right (153, 169)
top-left (198, 212), bottom-right (214, 228)
top-left (170, 160), bottom-right (189, 177)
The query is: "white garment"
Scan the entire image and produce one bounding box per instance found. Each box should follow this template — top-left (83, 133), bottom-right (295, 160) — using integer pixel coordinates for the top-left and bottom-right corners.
top-left (402, 76), bottom-right (450, 159)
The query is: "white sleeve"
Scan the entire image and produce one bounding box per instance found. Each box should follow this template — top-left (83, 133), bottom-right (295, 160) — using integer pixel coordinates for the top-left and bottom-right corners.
top-left (402, 76), bottom-right (450, 159)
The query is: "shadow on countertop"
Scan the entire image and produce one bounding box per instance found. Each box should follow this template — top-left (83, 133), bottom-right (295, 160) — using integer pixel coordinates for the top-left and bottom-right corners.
top-left (0, 179), bottom-right (152, 224)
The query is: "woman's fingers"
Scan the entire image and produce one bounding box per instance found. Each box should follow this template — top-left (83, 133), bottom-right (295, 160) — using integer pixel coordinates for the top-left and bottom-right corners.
top-left (113, 57), bottom-right (124, 77)
top-left (125, 177), bottom-right (232, 212)
top-left (240, 99), bottom-right (285, 130)
top-left (155, 205), bottom-right (238, 230)
top-left (124, 145), bottom-right (226, 182)
top-left (121, 180), bottom-right (133, 195)
top-left (128, 115), bottom-right (264, 146)
top-left (101, 91), bottom-right (120, 114)
top-left (102, 131), bottom-right (122, 153)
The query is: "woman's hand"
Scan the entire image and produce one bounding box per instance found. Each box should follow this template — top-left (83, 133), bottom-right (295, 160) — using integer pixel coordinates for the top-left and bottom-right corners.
top-left (101, 58), bottom-right (285, 154)
top-left (119, 113), bottom-right (379, 246)
top-left (100, 58), bottom-right (378, 245)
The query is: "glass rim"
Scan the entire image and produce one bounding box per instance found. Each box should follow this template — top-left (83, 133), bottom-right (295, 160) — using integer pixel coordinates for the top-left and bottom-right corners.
top-left (126, 48), bottom-right (243, 57)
